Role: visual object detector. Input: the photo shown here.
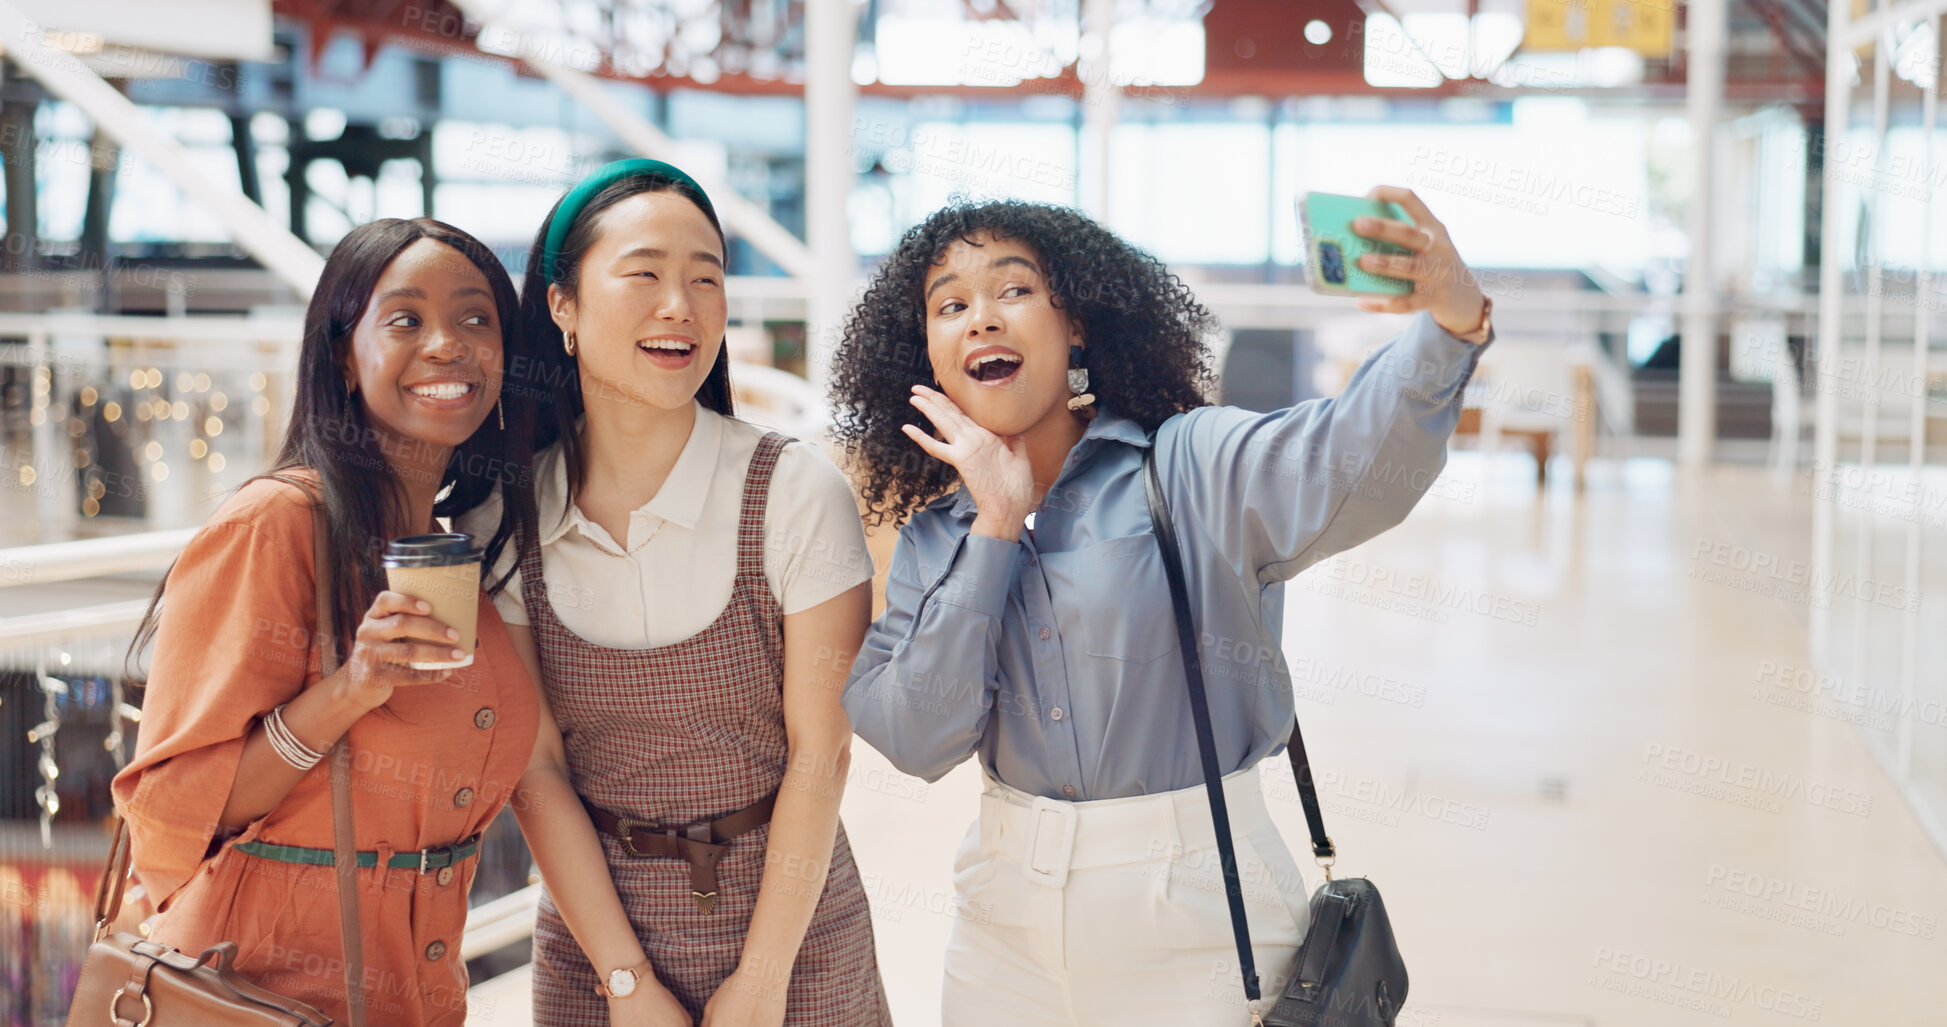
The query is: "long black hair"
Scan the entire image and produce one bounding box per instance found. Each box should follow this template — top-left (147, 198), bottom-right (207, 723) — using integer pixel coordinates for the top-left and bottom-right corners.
top-left (829, 200), bottom-right (1216, 527)
top-left (515, 171), bottom-right (734, 519)
top-left (128, 217), bottom-right (539, 674)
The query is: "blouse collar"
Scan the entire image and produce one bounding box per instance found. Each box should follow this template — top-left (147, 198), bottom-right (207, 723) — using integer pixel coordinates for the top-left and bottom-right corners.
top-left (536, 401), bottom-right (726, 547)
top-left (945, 409), bottom-right (1152, 519)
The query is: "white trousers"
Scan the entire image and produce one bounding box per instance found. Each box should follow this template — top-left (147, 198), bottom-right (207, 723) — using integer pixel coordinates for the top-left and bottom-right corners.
top-left (941, 764), bottom-right (1312, 1027)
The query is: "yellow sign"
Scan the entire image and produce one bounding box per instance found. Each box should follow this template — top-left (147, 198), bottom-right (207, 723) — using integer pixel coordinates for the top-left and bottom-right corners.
top-left (1525, 0), bottom-right (1676, 57)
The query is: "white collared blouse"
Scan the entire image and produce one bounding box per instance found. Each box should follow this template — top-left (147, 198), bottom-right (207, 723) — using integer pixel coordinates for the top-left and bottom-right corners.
top-left (460, 403), bottom-right (873, 647)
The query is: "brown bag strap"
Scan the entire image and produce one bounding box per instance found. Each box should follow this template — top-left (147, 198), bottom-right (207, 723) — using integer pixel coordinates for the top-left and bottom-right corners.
top-left (91, 818), bottom-right (132, 942)
top-left (295, 482), bottom-right (370, 1027)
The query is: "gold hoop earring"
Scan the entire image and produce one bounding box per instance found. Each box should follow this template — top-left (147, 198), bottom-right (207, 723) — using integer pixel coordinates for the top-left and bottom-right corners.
top-left (563, 331), bottom-right (577, 357)
top-left (497, 399), bottom-right (506, 430)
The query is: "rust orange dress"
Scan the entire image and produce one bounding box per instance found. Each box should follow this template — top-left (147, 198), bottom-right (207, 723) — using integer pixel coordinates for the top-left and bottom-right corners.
top-left (111, 475), bottom-right (538, 1026)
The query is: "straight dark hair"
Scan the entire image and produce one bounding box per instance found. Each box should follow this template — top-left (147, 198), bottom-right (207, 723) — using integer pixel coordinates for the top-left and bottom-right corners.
top-left (516, 171), bottom-right (734, 521)
top-left (128, 218), bottom-right (539, 675)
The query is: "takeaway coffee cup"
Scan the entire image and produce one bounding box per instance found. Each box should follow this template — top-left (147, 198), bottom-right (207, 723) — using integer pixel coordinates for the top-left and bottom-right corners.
top-left (381, 533), bottom-right (482, 670)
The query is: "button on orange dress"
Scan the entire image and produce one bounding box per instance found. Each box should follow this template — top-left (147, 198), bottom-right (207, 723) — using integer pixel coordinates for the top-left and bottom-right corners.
top-left (111, 475), bottom-right (538, 1027)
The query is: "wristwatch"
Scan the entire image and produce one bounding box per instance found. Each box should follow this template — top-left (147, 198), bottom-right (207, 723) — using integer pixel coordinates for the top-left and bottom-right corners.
top-left (595, 960), bottom-right (652, 999)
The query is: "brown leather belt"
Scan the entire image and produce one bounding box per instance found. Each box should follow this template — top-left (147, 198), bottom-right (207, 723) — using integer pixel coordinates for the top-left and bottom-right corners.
top-left (584, 793), bottom-right (777, 914)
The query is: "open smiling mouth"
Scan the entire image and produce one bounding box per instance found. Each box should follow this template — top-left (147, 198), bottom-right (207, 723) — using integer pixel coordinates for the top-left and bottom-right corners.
top-left (965, 352), bottom-right (1023, 385)
top-left (406, 382), bottom-right (479, 401)
top-left (639, 339), bottom-right (698, 365)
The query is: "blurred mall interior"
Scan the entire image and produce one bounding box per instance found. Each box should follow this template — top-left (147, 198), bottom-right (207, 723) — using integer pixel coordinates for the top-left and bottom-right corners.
top-left (2, 0), bottom-right (1946, 1024)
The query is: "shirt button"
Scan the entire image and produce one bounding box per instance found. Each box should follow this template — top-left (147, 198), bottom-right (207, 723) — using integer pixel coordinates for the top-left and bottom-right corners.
top-left (453, 787), bottom-right (475, 808)
top-left (1028, 557), bottom-right (1038, 567)
top-left (1050, 706), bottom-right (1064, 721)
top-left (473, 707), bottom-right (497, 730)
top-left (425, 940), bottom-right (446, 962)
top-left (1039, 627), bottom-right (1051, 640)
top-left (436, 866), bottom-right (455, 887)
top-left (1062, 785), bottom-right (1076, 799)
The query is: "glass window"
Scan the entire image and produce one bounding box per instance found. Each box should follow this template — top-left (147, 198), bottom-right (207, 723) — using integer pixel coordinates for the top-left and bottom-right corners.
top-left (1109, 121), bottom-right (1270, 265)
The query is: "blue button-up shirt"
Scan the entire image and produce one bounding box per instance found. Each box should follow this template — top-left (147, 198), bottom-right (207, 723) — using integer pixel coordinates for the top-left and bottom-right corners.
top-left (843, 312), bottom-right (1487, 800)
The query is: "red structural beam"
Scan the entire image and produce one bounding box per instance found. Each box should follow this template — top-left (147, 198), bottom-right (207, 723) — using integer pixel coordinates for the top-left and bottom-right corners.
top-left (271, 0), bottom-right (1823, 105)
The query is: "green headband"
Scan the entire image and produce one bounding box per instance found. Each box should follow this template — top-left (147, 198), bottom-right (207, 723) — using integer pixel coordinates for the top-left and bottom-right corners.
top-left (541, 158), bottom-right (718, 284)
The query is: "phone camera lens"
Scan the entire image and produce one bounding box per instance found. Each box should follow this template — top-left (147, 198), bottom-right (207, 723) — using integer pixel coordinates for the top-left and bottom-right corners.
top-left (1319, 241), bottom-right (1346, 285)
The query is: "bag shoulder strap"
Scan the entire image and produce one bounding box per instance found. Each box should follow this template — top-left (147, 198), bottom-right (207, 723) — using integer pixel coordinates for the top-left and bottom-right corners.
top-left (1137, 451), bottom-right (1336, 860)
top-left (91, 818), bottom-right (132, 942)
top-left (1142, 446), bottom-right (1262, 1003)
top-left (1286, 711), bottom-right (1335, 864)
top-left (270, 473), bottom-right (369, 1027)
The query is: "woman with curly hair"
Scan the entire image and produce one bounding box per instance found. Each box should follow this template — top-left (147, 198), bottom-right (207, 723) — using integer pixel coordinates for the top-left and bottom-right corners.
top-left (833, 190), bottom-right (1492, 1025)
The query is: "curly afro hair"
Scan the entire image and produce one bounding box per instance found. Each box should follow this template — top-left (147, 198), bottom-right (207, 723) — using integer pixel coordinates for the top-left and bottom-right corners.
top-left (830, 199), bottom-right (1218, 527)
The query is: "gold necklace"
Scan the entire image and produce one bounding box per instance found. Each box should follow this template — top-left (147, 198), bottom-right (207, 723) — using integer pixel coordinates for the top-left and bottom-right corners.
top-left (631, 516), bottom-right (667, 554)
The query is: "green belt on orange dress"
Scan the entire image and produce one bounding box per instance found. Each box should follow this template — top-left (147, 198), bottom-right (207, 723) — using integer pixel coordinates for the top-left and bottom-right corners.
top-left (235, 835), bottom-right (481, 873)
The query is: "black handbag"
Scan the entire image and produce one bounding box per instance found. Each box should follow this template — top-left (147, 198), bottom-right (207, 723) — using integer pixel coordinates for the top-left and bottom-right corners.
top-left (1142, 447), bottom-right (1409, 1027)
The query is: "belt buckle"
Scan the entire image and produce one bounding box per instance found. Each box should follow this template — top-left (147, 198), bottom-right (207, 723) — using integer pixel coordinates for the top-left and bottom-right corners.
top-left (614, 818), bottom-right (653, 857)
top-left (1019, 796), bottom-right (1077, 890)
top-left (416, 843), bottom-right (453, 874)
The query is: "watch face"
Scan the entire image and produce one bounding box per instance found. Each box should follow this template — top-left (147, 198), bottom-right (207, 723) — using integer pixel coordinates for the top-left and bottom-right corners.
top-left (608, 968), bottom-right (637, 997)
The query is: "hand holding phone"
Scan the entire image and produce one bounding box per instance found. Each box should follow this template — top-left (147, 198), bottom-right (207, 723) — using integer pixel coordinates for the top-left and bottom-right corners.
top-left (1297, 186), bottom-right (1492, 343)
top-left (1299, 191), bottom-right (1416, 296)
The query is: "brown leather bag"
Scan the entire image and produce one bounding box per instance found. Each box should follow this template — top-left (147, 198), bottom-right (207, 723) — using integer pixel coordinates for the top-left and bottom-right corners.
top-left (68, 484), bottom-right (368, 1027)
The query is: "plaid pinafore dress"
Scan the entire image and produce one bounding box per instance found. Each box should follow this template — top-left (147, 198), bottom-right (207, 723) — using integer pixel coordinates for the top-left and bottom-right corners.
top-left (522, 433), bottom-right (891, 1026)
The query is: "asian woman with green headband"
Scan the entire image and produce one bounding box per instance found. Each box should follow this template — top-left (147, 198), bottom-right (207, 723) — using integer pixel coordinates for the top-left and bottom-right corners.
top-left (472, 161), bottom-right (892, 1027)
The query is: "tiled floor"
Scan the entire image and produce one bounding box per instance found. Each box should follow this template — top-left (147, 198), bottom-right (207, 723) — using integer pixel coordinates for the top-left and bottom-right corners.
top-left (470, 449), bottom-right (1947, 1026)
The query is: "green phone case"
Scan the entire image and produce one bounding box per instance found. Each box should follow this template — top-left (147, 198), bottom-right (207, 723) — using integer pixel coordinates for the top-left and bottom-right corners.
top-left (1299, 192), bottom-right (1415, 296)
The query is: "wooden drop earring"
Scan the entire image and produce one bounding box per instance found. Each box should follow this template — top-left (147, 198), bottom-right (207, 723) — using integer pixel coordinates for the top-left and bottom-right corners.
top-left (1066, 344), bottom-right (1096, 414)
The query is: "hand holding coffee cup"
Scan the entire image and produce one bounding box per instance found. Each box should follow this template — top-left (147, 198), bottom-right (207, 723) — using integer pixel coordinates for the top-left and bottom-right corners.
top-left (341, 590), bottom-right (469, 711)
top-left (381, 534), bottom-right (483, 669)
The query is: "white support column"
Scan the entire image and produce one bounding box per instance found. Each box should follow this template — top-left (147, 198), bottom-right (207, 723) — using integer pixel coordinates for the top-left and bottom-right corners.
top-left (1850, 23), bottom-right (1893, 696)
top-left (804, 0), bottom-right (859, 389)
top-left (1078, 0), bottom-right (1120, 218)
top-left (0, 2), bottom-right (324, 297)
top-left (1897, 14), bottom-right (1937, 782)
top-left (1811, 0), bottom-right (1850, 663)
top-left (1678, 0), bottom-right (1726, 469)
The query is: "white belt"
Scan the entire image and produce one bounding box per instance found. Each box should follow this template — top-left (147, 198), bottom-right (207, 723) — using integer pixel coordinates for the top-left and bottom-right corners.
top-left (979, 764), bottom-right (1271, 890)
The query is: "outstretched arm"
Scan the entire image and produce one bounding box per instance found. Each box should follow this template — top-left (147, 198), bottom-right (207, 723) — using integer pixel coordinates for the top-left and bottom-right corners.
top-left (1171, 186), bottom-right (1492, 585)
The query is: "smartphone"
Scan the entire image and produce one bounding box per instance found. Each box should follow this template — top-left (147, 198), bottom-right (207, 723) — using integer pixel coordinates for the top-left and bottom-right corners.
top-left (1298, 192), bottom-right (1415, 297)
